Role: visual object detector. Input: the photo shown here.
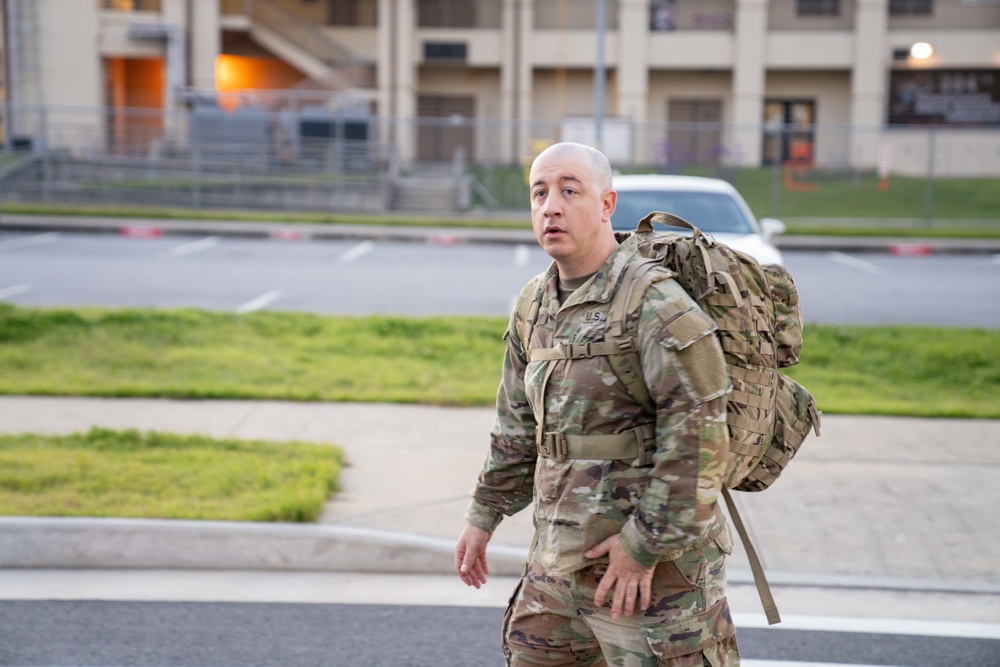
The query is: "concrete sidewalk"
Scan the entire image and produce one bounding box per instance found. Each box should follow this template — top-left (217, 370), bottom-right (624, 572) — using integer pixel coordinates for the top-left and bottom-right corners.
top-left (2, 395), bottom-right (998, 601)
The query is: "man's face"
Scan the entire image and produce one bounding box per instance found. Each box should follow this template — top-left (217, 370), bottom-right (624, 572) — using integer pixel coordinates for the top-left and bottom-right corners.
top-left (528, 151), bottom-right (616, 272)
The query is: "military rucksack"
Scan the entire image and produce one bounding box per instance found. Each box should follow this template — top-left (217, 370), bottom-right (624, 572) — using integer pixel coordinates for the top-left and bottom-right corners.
top-left (516, 211), bottom-right (821, 625)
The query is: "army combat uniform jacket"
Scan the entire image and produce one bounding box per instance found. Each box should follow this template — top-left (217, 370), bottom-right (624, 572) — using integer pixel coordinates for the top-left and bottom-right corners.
top-left (465, 236), bottom-right (734, 573)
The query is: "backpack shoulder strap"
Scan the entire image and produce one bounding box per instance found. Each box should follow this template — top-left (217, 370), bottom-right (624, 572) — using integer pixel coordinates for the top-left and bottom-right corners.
top-left (722, 488), bottom-right (781, 625)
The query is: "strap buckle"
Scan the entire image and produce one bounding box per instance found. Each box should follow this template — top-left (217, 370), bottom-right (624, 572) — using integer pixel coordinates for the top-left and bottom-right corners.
top-left (538, 432), bottom-right (568, 462)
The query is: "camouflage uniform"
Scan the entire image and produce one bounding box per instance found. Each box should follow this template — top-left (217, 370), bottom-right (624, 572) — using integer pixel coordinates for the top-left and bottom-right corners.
top-left (465, 236), bottom-right (740, 665)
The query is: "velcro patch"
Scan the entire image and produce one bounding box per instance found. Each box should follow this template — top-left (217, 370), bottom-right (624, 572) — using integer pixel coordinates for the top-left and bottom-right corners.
top-left (674, 335), bottom-right (731, 403)
top-left (659, 307), bottom-right (717, 350)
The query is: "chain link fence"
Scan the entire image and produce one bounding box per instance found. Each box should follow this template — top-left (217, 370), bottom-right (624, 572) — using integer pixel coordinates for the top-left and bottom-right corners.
top-left (0, 103), bottom-right (997, 227)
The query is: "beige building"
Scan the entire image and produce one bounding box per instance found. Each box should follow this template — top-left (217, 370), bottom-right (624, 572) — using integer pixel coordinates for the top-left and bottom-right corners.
top-left (2, 0), bottom-right (999, 175)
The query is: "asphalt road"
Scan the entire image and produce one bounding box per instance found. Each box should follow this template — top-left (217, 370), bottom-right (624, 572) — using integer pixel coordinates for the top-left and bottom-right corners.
top-left (2, 600), bottom-right (997, 667)
top-left (1, 231), bottom-right (998, 327)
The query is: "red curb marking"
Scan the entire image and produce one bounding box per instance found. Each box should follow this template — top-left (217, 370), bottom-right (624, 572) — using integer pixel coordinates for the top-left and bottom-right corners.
top-left (120, 227), bottom-right (163, 238)
top-left (273, 229), bottom-right (303, 240)
top-left (889, 243), bottom-right (932, 256)
top-left (432, 234), bottom-right (461, 245)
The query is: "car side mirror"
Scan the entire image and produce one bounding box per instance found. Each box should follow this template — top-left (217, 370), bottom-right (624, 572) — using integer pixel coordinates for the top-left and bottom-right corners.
top-left (760, 218), bottom-right (786, 242)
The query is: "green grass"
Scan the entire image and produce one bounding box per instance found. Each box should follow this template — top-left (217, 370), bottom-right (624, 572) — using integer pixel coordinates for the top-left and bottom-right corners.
top-left (788, 325), bottom-right (999, 418)
top-left (0, 427), bottom-right (343, 521)
top-left (0, 305), bottom-right (505, 406)
top-left (1, 305), bottom-right (997, 418)
top-left (472, 163), bottom-right (1000, 230)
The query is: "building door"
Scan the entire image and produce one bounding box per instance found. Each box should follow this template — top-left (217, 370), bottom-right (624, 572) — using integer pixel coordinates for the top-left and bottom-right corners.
top-left (763, 100), bottom-right (816, 165)
top-left (417, 95), bottom-right (475, 162)
top-left (667, 99), bottom-right (723, 166)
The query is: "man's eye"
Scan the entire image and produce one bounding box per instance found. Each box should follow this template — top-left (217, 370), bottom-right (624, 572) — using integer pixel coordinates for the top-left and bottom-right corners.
top-left (533, 190), bottom-right (546, 199)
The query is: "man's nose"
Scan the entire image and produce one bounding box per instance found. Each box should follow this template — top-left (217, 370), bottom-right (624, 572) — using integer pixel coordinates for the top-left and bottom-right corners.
top-left (541, 193), bottom-right (561, 217)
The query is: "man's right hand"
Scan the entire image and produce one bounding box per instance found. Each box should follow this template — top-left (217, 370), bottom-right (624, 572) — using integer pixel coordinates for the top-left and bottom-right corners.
top-left (455, 524), bottom-right (492, 588)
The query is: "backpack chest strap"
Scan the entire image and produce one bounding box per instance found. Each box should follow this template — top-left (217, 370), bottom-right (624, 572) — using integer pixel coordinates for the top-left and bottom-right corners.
top-left (537, 423), bottom-right (655, 464)
top-left (524, 338), bottom-right (635, 363)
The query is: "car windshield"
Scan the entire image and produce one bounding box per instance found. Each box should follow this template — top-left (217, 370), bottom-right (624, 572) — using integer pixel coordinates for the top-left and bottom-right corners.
top-left (611, 190), bottom-right (755, 234)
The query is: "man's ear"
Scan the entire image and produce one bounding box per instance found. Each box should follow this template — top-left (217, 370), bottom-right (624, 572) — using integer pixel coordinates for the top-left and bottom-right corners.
top-left (602, 190), bottom-right (618, 223)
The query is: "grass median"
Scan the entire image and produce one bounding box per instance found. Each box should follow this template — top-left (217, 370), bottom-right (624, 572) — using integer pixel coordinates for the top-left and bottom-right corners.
top-left (1, 304), bottom-right (997, 419)
top-left (0, 427), bottom-right (343, 521)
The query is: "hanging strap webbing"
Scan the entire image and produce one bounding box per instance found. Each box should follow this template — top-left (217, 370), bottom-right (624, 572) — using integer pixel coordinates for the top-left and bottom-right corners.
top-left (722, 487), bottom-right (781, 625)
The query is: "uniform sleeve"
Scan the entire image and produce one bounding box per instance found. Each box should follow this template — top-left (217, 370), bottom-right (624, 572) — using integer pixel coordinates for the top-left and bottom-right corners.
top-left (617, 280), bottom-right (732, 567)
top-left (463, 282), bottom-right (539, 533)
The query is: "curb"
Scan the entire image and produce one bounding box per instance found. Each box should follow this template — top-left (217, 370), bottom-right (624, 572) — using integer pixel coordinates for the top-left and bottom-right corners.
top-left (0, 516), bottom-right (525, 576)
top-left (4, 517), bottom-right (999, 597)
top-left (2, 214), bottom-right (999, 254)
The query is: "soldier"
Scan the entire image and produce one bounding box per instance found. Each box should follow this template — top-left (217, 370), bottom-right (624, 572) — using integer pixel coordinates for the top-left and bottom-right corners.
top-left (454, 142), bottom-right (740, 665)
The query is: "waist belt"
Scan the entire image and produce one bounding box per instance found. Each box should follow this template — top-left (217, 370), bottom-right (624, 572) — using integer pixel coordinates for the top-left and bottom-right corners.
top-left (537, 423), bottom-right (655, 464)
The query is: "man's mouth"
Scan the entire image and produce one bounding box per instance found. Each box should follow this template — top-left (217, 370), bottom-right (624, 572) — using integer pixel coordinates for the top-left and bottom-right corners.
top-left (544, 226), bottom-right (565, 237)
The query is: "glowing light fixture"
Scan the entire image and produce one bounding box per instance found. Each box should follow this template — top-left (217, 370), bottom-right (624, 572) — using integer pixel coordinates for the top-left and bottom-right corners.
top-left (910, 42), bottom-right (934, 60)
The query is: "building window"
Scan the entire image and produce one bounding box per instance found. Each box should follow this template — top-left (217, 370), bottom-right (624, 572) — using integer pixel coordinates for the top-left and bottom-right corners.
top-left (763, 100), bottom-right (816, 166)
top-left (418, 0), bottom-right (477, 28)
top-left (796, 0), bottom-right (840, 15)
top-left (327, 0), bottom-right (378, 26)
top-left (650, 1), bottom-right (676, 31)
top-left (889, 0), bottom-right (933, 15)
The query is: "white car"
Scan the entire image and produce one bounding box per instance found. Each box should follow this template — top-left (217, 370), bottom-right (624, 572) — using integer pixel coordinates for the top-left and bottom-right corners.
top-left (611, 174), bottom-right (786, 266)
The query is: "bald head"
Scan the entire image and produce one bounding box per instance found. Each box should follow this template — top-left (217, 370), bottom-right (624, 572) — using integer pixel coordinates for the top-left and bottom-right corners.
top-left (532, 143), bottom-right (613, 195)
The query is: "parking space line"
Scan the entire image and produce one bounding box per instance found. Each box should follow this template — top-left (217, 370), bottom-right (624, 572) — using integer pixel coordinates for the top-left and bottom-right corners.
top-left (161, 236), bottom-right (219, 258)
top-left (829, 252), bottom-right (889, 275)
top-left (0, 232), bottom-right (60, 251)
top-left (0, 284), bottom-right (31, 300)
top-left (236, 290), bottom-right (281, 314)
top-left (338, 241), bottom-right (374, 263)
top-left (514, 244), bottom-right (530, 267)
top-left (733, 612), bottom-right (1000, 640)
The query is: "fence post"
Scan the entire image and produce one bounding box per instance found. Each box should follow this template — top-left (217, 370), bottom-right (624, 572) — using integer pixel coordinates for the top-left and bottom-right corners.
top-left (191, 112), bottom-right (202, 210)
top-left (924, 123), bottom-right (936, 226)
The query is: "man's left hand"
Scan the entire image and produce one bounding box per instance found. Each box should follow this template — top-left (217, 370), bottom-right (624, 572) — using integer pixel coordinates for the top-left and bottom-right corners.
top-left (585, 534), bottom-right (655, 620)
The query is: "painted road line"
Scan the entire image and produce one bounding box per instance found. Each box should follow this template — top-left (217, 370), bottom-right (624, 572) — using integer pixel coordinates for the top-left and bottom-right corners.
top-left (514, 244), bottom-right (530, 267)
top-left (829, 252), bottom-right (889, 275)
top-left (733, 613), bottom-right (1000, 640)
top-left (338, 241), bottom-right (374, 263)
top-left (236, 290), bottom-right (281, 314)
top-left (161, 236), bottom-right (219, 258)
top-left (0, 232), bottom-right (59, 251)
top-left (0, 284), bottom-right (31, 300)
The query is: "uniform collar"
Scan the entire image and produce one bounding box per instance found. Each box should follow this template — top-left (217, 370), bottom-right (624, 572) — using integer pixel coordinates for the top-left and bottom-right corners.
top-left (541, 234), bottom-right (641, 309)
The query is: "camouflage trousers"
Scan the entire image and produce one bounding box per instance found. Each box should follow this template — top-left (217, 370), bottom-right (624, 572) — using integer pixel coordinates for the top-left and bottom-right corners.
top-left (501, 533), bottom-right (739, 666)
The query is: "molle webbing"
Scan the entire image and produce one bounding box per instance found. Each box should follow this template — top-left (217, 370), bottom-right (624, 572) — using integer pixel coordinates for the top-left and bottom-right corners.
top-left (524, 339), bottom-right (634, 363)
top-left (537, 423), bottom-right (655, 463)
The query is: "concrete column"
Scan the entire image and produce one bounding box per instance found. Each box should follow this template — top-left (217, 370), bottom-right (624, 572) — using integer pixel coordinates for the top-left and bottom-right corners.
top-left (851, 0), bottom-right (889, 169)
top-left (731, 0), bottom-right (768, 166)
top-left (376, 0), bottom-right (393, 145)
top-left (160, 0), bottom-right (188, 142)
top-left (618, 0), bottom-right (649, 164)
top-left (394, 0), bottom-right (417, 164)
top-left (516, 0), bottom-right (533, 162)
top-left (499, 0), bottom-right (518, 163)
top-left (189, 0), bottom-right (220, 90)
